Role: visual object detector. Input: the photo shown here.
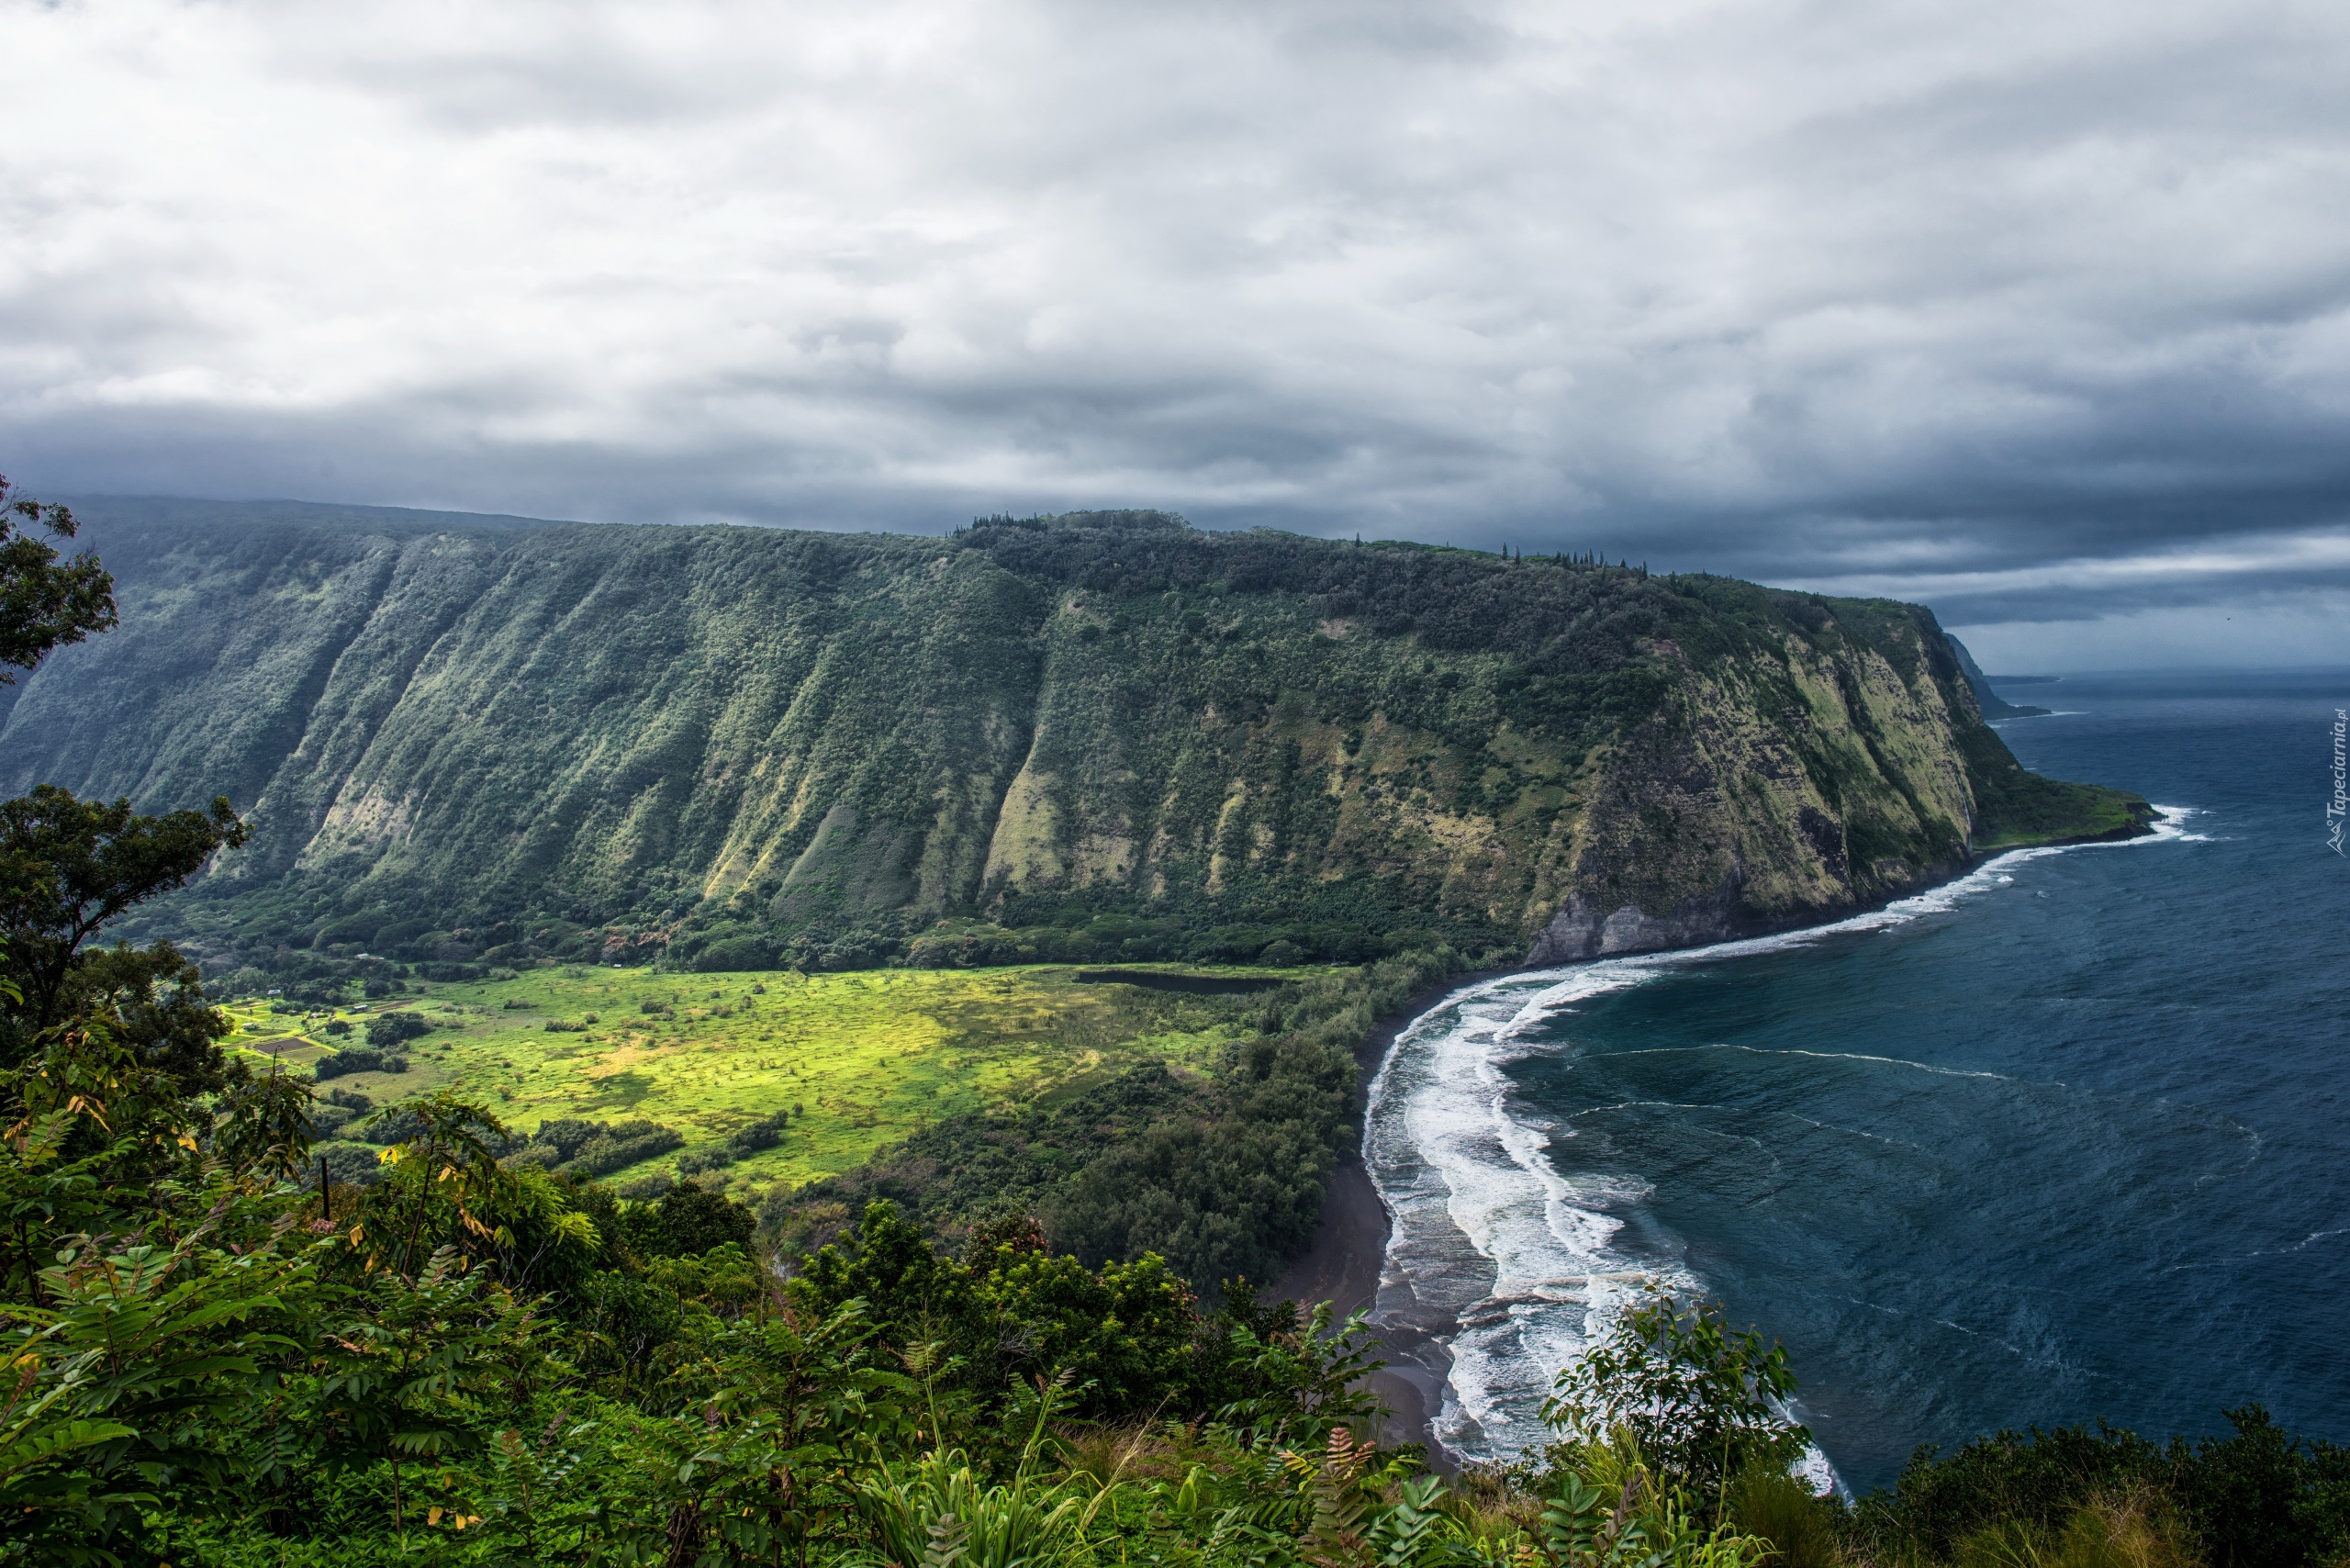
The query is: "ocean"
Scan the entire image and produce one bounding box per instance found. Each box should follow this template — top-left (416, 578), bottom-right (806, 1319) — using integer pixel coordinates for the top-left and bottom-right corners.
top-left (1363, 670), bottom-right (2350, 1493)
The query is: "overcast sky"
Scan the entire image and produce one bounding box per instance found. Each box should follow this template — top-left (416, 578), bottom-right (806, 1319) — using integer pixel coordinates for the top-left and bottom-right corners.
top-left (5, 0), bottom-right (2346, 667)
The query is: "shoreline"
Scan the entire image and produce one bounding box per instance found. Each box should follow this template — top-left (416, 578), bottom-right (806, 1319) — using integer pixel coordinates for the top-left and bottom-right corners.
top-left (1272, 969), bottom-right (1505, 1462)
top-left (1269, 823), bottom-right (2163, 1461)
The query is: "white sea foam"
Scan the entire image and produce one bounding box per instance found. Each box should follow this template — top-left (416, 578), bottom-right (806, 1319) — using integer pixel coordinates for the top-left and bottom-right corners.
top-left (2141, 804), bottom-right (2212, 842)
top-left (1363, 807), bottom-right (2204, 1472)
top-left (1364, 970), bottom-right (1689, 1459)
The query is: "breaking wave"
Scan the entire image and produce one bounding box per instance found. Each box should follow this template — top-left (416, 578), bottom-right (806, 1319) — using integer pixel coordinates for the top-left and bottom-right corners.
top-left (1361, 811), bottom-right (2203, 1473)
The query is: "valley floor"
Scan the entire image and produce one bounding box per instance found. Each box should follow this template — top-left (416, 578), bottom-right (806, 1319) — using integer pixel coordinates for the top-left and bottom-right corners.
top-left (229, 962), bottom-right (1300, 1193)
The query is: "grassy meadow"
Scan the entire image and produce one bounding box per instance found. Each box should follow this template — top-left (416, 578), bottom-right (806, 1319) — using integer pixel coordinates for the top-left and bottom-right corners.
top-left (230, 964), bottom-right (1298, 1192)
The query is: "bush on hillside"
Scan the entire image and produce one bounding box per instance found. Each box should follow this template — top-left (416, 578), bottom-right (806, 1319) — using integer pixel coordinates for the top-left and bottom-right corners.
top-left (309, 1139), bottom-right (386, 1189)
top-left (1847, 1406), bottom-right (2350, 1568)
top-left (507, 1115), bottom-right (686, 1178)
top-left (311, 1047), bottom-right (408, 1081)
top-left (675, 1147), bottom-right (734, 1176)
top-left (364, 1010), bottom-right (431, 1047)
top-left (561, 1126), bottom-right (681, 1176)
top-left (723, 1107), bottom-right (793, 1158)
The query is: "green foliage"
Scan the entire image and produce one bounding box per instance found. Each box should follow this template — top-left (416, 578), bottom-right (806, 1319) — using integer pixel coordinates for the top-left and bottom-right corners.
top-left (508, 1115), bottom-right (686, 1179)
top-left (226, 963), bottom-right (1273, 1197)
top-left (363, 1011), bottom-right (431, 1048)
top-left (312, 1047), bottom-right (408, 1081)
top-left (789, 1198), bottom-right (1387, 1437)
top-left (853, 1377), bottom-right (1115, 1568)
top-left (1724, 1463), bottom-right (1843, 1568)
top-left (1539, 1286), bottom-right (1808, 1510)
top-left (772, 947), bottom-right (1460, 1292)
top-left (623, 1182), bottom-right (758, 1260)
top-left (0, 476), bottom-right (116, 683)
top-left (0, 784), bottom-right (248, 1083)
top-left (1849, 1407), bottom-right (2350, 1568)
top-left (1537, 1435), bottom-right (1775, 1568)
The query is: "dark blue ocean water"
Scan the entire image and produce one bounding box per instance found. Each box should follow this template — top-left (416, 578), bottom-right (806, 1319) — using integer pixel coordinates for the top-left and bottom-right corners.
top-left (1364, 672), bottom-right (2350, 1493)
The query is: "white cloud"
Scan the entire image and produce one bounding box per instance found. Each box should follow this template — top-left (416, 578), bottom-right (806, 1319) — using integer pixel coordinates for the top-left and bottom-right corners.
top-left (5, 0), bottom-right (2350, 656)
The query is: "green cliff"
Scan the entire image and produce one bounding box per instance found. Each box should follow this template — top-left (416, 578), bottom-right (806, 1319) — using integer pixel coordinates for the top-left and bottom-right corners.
top-left (0, 500), bottom-right (2147, 977)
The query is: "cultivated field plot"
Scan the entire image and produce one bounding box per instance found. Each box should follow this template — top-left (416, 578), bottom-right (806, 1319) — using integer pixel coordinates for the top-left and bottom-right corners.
top-left (229, 964), bottom-right (1293, 1189)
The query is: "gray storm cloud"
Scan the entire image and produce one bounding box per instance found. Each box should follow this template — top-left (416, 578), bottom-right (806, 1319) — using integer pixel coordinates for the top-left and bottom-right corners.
top-left (3, 0), bottom-right (2346, 666)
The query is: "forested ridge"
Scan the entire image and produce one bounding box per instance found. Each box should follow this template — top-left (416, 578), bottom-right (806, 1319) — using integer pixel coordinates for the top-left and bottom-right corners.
top-left (1, 498), bottom-right (2143, 995)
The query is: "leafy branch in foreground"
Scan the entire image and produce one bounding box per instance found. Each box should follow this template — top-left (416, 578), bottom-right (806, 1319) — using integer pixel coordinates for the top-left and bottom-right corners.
top-left (0, 475), bottom-right (115, 683)
top-left (1540, 1284), bottom-right (1809, 1512)
top-left (0, 786), bottom-right (249, 1091)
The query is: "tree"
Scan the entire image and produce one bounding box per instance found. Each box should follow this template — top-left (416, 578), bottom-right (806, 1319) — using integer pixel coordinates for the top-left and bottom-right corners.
top-left (364, 1010), bottom-right (431, 1048)
top-left (0, 786), bottom-right (248, 1075)
top-left (1542, 1285), bottom-right (1809, 1508)
top-left (0, 475), bottom-right (116, 682)
top-left (627, 1181), bottom-right (758, 1260)
top-left (976, 1247), bottom-right (1195, 1415)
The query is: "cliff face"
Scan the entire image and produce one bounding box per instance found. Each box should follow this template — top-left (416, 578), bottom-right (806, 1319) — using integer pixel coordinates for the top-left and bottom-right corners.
top-left (0, 501), bottom-right (2146, 970)
top-left (1528, 621), bottom-right (2053, 962)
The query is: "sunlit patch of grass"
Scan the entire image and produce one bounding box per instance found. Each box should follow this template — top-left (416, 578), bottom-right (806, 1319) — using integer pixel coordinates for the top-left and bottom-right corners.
top-left (226, 964), bottom-right (1300, 1192)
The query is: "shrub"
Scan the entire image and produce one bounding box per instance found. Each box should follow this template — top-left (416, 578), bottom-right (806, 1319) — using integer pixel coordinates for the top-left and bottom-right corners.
top-left (691, 935), bottom-right (778, 971)
top-left (1728, 1466), bottom-right (1842, 1568)
top-left (1540, 1285), bottom-right (1808, 1510)
top-left (312, 1140), bottom-right (386, 1189)
top-left (1852, 1406), bottom-right (2350, 1568)
top-left (724, 1109), bottom-right (792, 1157)
top-left (531, 1117), bottom-right (605, 1161)
top-left (312, 1047), bottom-right (409, 1081)
top-left (306, 1103), bottom-right (358, 1137)
top-left (364, 1011), bottom-right (431, 1048)
top-left (360, 1108), bottom-right (426, 1146)
top-left (524, 1117), bottom-right (686, 1178)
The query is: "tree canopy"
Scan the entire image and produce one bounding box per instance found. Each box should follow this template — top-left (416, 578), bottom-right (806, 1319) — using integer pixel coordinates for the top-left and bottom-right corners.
top-left (0, 475), bottom-right (116, 680)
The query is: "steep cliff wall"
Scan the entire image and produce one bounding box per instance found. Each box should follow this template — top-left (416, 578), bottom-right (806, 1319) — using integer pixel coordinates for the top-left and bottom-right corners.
top-left (0, 502), bottom-right (2146, 973)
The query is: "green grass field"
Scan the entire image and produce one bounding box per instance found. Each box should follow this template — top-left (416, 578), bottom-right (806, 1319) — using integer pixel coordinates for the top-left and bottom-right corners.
top-left (230, 964), bottom-right (1297, 1193)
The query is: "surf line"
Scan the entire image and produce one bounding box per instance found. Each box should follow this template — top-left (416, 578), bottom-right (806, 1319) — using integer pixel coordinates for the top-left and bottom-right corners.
top-left (1358, 808), bottom-right (2203, 1469)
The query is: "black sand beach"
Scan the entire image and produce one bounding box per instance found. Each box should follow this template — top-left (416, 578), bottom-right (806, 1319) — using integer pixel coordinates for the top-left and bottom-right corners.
top-left (1272, 971), bottom-right (1502, 1463)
